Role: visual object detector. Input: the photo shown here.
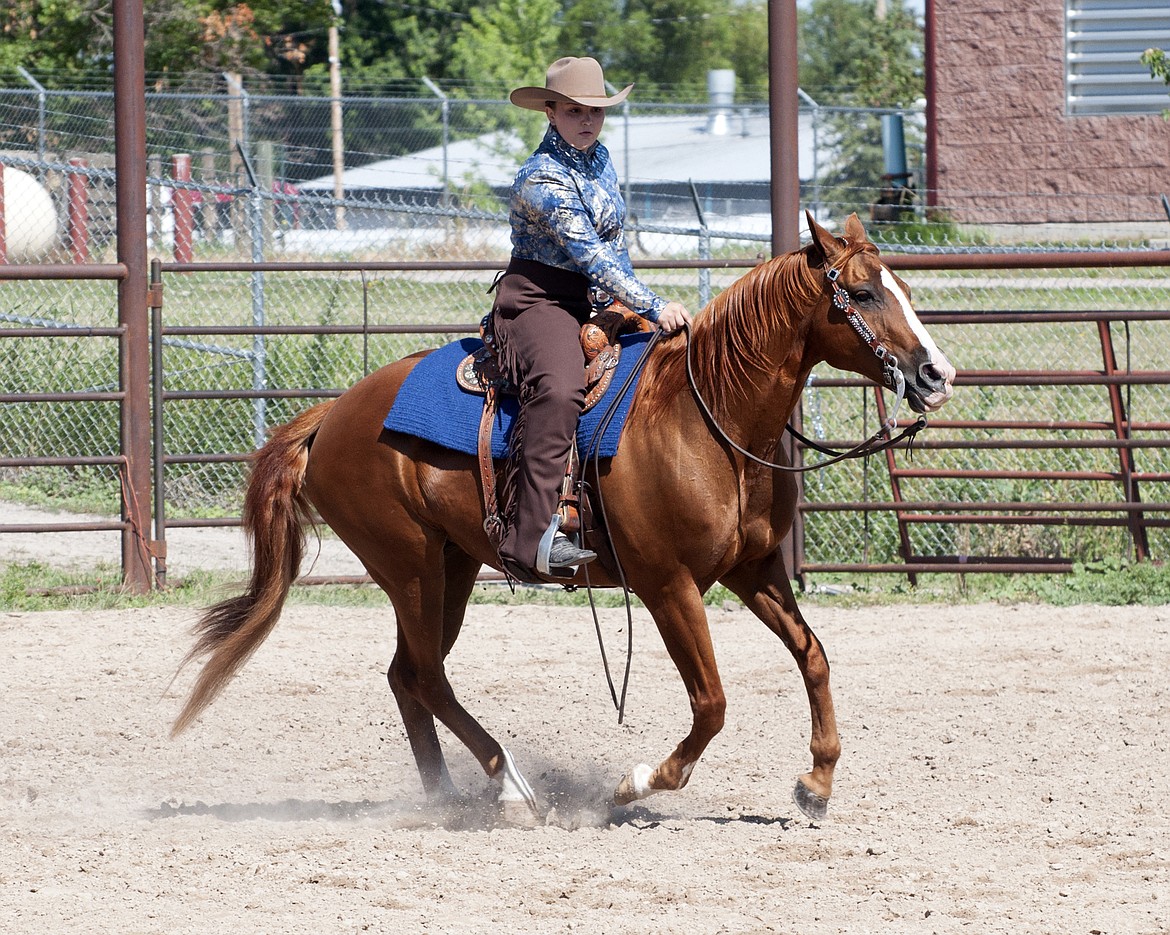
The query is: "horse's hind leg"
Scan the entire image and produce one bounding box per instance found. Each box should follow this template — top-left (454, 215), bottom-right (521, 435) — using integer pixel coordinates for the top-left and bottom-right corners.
top-left (379, 540), bottom-right (539, 822)
top-left (383, 544), bottom-right (479, 801)
top-left (721, 552), bottom-right (840, 820)
top-left (387, 633), bottom-right (457, 802)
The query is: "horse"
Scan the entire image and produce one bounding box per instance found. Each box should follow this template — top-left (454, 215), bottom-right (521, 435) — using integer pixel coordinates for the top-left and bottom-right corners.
top-left (171, 213), bottom-right (955, 823)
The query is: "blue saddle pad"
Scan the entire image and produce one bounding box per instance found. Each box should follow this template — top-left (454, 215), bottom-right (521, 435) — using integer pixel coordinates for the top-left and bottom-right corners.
top-left (383, 332), bottom-right (654, 459)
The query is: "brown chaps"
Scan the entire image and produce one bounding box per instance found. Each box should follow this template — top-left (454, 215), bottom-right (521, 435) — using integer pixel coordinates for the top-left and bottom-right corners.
top-left (490, 258), bottom-right (591, 572)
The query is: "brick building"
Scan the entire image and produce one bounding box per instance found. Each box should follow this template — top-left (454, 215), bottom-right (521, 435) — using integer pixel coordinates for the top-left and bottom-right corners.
top-left (925, 1), bottom-right (1170, 230)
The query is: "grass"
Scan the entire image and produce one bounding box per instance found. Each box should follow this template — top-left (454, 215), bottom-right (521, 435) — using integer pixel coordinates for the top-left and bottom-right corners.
top-left (0, 475), bottom-right (122, 517)
top-left (4, 559), bottom-right (1170, 614)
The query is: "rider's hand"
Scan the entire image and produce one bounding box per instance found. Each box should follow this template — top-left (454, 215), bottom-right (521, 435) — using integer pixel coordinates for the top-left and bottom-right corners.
top-left (656, 301), bottom-right (693, 335)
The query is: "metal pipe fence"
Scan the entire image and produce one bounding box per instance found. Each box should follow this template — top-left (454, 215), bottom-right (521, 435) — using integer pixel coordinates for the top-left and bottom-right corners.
top-left (4, 251), bottom-right (1170, 588)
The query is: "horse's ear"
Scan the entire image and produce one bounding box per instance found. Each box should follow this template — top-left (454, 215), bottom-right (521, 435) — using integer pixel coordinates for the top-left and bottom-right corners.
top-left (842, 213), bottom-right (868, 244)
top-left (805, 211), bottom-right (841, 266)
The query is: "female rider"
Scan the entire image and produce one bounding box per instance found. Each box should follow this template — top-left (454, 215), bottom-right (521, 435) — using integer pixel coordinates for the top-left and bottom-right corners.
top-left (491, 56), bottom-right (692, 579)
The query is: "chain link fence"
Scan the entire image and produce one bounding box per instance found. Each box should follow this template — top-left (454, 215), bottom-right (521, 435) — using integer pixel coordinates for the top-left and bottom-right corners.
top-left (801, 293), bottom-right (1170, 571)
top-left (4, 75), bottom-right (1170, 579)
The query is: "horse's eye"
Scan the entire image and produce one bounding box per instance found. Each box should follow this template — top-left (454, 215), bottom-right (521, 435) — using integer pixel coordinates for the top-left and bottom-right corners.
top-left (853, 289), bottom-right (875, 304)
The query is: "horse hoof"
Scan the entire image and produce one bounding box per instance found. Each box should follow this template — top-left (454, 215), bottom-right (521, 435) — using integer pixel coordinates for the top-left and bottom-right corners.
top-left (613, 763), bottom-right (654, 807)
top-left (499, 798), bottom-right (542, 828)
top-left (613, 775), bottom-right (637, 807)
top-left (792, 779), bottom-right (829, 821)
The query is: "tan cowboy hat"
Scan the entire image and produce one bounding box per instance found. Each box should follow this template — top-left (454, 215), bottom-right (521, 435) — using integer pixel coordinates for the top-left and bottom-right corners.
top-left (509, 56), bottom-right (633, 111)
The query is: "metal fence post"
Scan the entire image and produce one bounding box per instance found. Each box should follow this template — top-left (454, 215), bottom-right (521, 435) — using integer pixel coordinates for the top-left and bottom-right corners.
top-left (688, 180), bottom-right (712, 308)
top-left (770, 0), bottom-right (805, 585)
top-left (422, 77), bottom-right (450, 206)
top-left (1097, 319), bottom-right (1150, 560)
top-left (0, 161), bottom-right (6, 265)
top-left (17, 68), bottom-right (47, 184)
top-left (150, 258), bottom-right (168, 589)
top-left (798, 88), bottom-right (822, 220)
top-left (237, 141), bottom-right (268, 448)
top-left (113, 0), bottom-right (153, 592)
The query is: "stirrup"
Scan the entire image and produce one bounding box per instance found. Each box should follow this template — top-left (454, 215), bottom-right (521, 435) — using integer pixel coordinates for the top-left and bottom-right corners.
top-left (534, 515), bottom-right (594, 578)
top-left (535, 515), bottom-right (566, 577)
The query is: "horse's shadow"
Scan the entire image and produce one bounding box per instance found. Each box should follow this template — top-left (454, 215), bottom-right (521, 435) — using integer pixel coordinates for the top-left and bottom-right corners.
top-left (611, 803), bottom-right (797, 830)
top-left (142, 796), bottom-right (500, 830)
top-left (143, 796), bottom-right (800, 831)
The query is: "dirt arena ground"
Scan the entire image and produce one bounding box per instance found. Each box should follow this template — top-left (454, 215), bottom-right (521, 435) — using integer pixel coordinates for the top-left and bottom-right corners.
top-left (3, 585), bottom-right (1168, 933)
top-left (2, 500), bottom-right (1168, 932)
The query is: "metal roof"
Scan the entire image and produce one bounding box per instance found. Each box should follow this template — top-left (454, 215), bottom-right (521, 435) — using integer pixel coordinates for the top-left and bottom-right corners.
top-left (301, 110), bottom-right (817, 193)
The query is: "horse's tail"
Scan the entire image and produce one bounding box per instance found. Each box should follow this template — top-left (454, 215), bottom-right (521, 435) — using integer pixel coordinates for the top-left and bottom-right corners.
top-left (170, 400), bottom-right (336, 737)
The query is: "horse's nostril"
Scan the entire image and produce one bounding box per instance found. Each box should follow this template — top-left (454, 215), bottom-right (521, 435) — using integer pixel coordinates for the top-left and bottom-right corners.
top-left (919, 362), bottom-right (942, 387)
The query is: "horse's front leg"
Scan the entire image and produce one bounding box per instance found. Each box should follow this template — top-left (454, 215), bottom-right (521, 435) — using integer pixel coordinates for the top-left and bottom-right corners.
top-left (613, 578), bottom-right (727, 807)
top-left (720, 552), bottom-right (840, 820)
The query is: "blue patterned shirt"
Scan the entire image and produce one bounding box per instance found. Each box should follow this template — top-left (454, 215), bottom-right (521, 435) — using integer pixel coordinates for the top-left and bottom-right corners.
top-left (509, 126), bottom-right (666, 321)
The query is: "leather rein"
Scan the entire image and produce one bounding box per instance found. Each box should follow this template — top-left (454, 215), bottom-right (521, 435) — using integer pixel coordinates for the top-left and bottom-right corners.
top-left (684, 257), bottom-right (928, 473)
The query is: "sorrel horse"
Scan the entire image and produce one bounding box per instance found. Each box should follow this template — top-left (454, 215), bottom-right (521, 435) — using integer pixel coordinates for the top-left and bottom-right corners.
top-left (172, 213), bottom-right (955, 822)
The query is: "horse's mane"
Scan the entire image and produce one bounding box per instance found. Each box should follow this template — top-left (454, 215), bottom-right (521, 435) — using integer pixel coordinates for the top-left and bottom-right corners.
top-left (632, 245), bottom-right (824, 423)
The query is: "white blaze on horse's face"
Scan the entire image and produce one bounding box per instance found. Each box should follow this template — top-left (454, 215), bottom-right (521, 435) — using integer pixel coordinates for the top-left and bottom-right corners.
top-left (879, 268), bottom-right (956, 412)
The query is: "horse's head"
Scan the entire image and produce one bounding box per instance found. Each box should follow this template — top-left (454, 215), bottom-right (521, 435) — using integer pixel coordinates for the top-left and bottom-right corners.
top-left (806, 212), bottom-right (955, 414)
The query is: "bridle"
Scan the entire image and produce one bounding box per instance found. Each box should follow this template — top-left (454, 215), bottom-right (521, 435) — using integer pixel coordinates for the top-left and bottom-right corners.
top-left (826, 263), bottom-right (906, 420)
top-left (684, 255), bottom-right (928, 473)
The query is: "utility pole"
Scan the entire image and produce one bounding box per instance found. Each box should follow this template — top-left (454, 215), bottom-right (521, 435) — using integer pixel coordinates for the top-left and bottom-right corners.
top-left (329, 1), bottom-right (346, 231)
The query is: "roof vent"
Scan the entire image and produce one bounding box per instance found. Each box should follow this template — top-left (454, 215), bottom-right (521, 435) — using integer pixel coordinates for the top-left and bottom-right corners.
top-left (705, 69), bottom-right (736, 135)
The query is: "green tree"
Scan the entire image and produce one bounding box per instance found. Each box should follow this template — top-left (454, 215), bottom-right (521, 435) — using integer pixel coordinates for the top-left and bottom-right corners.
top-left (799, 0), bottom-right (921, 107)
top-left (325, 0), bottom-right (476, 85)
top-left (1, 1), bottom-right (336, 84)
top-left (1141, 47), bottom-right (1169, 85)
top-left (1141, 47), bottom-right (1170, 119)
top-left (0, 0), bottom-right (130, 78)
top-left (797, 0), bottom-right (924, 219)
top-left (444, 0), bottom-right (561, 152)
top-left (448, 0), bottom-right (560, 94)
top-left (4, 0), bottom-right (775, 98)
top-left (558, 0), bottom-right (654, 85)
top-left (724, 1), bottom-right (769, 94)
top-left (558, 0), bottom-right (768, 98)
top-left (622, 0), bottom-right (737, 95)
top-left (1141, 48), bottom-right (1170, 122)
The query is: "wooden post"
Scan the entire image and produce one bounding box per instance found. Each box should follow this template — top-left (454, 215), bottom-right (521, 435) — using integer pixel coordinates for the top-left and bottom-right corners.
top-left (67, 158), bottom-right (89, 264)
top-left (0, 163), bottom-right (7, 264)
top-left (148, 153), bottom-right (162, 253)
top-left (200, 148), bottom-right (217, 241)
top-left (171, 153), bottom-right (194, 263)
top-left (255, 140), bottom-right (274, 247)
top-left (226, 71), bottom-right (245, 247)
top-left (329, 22), bottom-right (346, 231)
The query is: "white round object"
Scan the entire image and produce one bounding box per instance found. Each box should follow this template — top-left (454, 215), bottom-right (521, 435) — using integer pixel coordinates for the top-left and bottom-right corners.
top-left (2, 166), bottom-right (58, 261)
